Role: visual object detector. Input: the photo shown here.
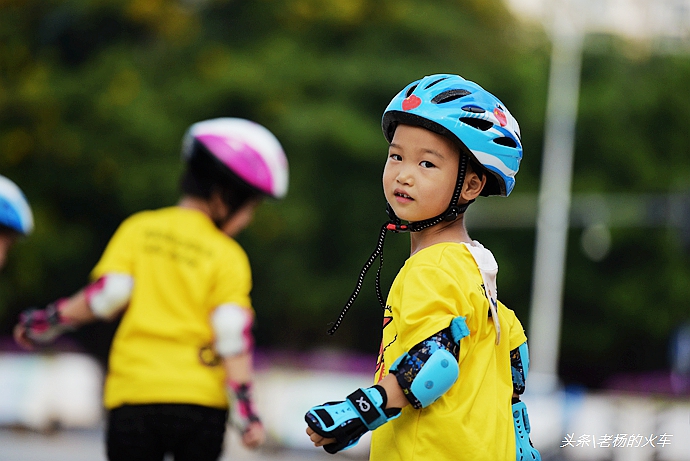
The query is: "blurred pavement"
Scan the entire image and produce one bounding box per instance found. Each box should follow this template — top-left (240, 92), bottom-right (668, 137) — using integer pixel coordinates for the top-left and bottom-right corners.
top-left (0, 426), bottom-right (343, 461)
top-left (2, 350), bottom-right (690, 461)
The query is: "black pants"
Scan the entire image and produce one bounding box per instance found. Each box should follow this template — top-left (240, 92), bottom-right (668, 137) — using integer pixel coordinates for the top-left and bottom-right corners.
top-left (106, 404), bottom-right (228, 461)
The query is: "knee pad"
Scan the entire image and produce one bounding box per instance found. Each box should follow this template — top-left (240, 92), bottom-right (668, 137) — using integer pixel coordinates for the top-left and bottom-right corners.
top-left (513, 401), bottom-right (541, 461)
top-left (390, 348), bottom-right (459, 408)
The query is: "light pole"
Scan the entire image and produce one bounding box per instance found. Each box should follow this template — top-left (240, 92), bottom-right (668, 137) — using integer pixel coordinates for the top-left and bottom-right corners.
top-left (527, 0), bottom-right (585, 394)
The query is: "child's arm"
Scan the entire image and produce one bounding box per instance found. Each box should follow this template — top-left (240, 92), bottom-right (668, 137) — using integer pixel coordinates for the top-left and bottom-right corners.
top-left (223, 352), bottom-right (265, 449)
top-left (305, 317), bottom-right (468, 454)
top-left (306, 372), bottom-right (407, 448)
top-left (211, 303), bottom-right (265, 449)
top-left (511, 341), bottom-right (542, 461)
top-left (13, 273), bottom-right (132, 349)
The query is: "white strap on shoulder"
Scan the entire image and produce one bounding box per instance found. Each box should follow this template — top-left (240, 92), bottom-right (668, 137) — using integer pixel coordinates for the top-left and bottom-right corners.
top-left (462, 241), bottom-right (501, 345)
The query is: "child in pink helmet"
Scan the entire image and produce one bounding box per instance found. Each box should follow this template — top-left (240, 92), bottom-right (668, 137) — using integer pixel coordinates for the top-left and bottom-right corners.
top-left (14, 118), bottom-right (288, 461)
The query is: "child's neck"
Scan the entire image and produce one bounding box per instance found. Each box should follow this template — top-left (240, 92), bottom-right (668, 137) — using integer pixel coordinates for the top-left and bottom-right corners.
top-left (178, 196), bottom-right (212, 217)
top-left (409, 216), bottom-right (471, 256)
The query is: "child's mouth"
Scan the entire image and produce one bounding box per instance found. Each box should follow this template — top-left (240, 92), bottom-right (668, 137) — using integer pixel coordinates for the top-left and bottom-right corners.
top-left (394, 191), bottom-right (413, 201)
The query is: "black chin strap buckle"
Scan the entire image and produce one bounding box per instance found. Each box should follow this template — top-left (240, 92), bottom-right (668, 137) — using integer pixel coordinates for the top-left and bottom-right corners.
top-left (444, 206), bottom-right (461, 222)
top-left (385, 203), bottom-right (409, 232)
top-left (443, 200), bottom-right (474, 222)
top-left (385, 222), bottom-right (409, 233)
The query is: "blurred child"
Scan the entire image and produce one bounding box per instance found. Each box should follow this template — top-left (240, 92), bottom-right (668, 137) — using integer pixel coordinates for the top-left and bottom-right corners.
top-left (0, 174), bottom-right (33, 270)
top-left (305, 74), bottom-right (540, 461)
top-left (14, 118), bottom-right (289, 461)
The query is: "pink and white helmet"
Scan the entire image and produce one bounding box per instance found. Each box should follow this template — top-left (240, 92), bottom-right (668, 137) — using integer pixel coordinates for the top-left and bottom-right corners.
top-left (182, 118), bottom-right (289, 199)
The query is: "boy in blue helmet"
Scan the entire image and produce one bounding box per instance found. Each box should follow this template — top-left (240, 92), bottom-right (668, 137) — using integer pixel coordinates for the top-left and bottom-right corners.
top-left (0, 175), bottom-right (34, 270)
top-left (305, 74), bottom-right (540, 461)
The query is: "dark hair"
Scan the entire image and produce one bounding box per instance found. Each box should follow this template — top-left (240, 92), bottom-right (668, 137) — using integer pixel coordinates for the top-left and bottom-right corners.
top-left (180, 140), bottom-right (262, 215)
top-left (0, 223), bottom-right (19, 236)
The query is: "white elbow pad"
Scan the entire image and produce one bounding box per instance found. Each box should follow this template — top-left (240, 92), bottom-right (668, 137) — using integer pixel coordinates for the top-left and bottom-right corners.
top-left (86, 273), bottom-right (133, 319)
top-left (211, 303), bottom-right (253, 357)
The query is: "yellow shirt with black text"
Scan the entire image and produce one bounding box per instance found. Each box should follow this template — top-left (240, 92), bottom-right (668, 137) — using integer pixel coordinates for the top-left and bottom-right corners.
top-left (91, 207), bottom-right (253, 410)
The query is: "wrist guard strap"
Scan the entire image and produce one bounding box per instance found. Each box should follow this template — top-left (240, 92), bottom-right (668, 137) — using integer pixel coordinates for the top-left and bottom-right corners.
top-left (513, 401), bottom-right (541, 461)
top-left (305, 385), bottom-right (400, 454)
top-left (228, 382), bottom-right (260, 433)
top-left (19, 299), bottom-right (74, 344)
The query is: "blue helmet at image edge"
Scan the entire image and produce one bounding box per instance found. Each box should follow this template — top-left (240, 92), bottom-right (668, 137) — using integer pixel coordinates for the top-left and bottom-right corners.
top-left (0, 175), bottom-right (34, 235)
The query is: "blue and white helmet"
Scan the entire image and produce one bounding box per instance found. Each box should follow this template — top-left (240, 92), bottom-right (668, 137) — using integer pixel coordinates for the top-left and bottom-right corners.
top-left (382, 74), bottom-right (522, 196)
top-left (0, 175), bottom-right (34, 235)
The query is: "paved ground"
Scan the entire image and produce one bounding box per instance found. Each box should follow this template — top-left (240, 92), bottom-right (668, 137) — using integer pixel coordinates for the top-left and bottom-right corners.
top-left (0, 427), bottom-right (346, 461)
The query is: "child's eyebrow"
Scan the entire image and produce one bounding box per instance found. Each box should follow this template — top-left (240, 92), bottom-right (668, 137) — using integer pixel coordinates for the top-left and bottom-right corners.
top-left (389, 142), bottom-right (446, 159)
top-left (423, 149), bottom-right (445, 159)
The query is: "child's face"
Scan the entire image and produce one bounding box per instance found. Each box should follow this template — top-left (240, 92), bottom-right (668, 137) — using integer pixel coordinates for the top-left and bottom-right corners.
top-left (0, 231), bottom-right (18, 270)
top-left (383, 124), bottom-right (460, 223)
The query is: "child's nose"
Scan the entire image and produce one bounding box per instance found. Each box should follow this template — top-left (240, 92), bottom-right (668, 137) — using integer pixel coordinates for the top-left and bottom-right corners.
top-left (396, 166), bottom-right (414, 185)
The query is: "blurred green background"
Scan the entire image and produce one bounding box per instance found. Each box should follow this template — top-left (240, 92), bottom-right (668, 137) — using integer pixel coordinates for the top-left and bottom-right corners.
top-left (1, 0), bottom-right (689, 390)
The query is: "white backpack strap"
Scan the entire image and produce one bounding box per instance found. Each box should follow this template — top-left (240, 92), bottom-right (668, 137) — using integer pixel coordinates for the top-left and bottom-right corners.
top-left (462, 241), bottom-right (501, 345)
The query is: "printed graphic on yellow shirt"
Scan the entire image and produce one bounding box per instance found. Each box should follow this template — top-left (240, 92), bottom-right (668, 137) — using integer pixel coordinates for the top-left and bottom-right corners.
top-left (375, 304), bottom-right (395, 383)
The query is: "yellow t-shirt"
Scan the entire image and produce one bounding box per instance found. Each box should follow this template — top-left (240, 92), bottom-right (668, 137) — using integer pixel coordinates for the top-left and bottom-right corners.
top-left (370, 242), bottom-right (527, 461)
top-left (90, 207), bottom-right (253, 410)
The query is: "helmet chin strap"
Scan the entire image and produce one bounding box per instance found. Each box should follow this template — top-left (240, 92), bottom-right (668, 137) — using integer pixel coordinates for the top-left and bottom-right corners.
top-left (327, 152), bottom-right (472, 335)
top-left (384, 151), bottom-right (471, 233)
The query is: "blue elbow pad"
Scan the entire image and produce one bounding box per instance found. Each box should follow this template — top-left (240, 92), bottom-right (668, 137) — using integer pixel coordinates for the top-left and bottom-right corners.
top-left (408, 348), bottom-right (459, 407)
top-left (390, 318), bottom-right (465, 409)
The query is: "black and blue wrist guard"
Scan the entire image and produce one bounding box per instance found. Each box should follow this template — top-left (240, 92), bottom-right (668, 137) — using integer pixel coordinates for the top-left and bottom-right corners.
top-left (305, 385), bottom-right (401, 454)
top-left (513, 400), bottom-right (541, 461)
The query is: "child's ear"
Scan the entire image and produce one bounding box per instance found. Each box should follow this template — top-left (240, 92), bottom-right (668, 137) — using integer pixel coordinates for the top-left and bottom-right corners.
top-left (461, 170), bottom-right (487, 202)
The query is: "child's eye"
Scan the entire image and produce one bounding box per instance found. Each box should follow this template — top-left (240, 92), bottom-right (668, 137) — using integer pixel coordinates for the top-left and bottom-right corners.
top-left (389, 153), bottom-right (402, 161)
top-left (420, 160), bottom-right (436, 168)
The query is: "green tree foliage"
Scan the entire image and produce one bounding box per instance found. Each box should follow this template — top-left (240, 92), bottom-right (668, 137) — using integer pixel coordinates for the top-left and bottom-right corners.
top-left (1, 0), bottom-right (688, 388)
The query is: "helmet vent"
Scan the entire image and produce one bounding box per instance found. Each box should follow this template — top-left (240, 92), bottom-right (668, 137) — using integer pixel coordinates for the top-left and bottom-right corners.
top-left (431, 89), bottom-right (471, 104)
top-left (462, 105), bottom-right (485, 114)
top-left (493, 137), bottom-right (518, 148)
top-left (459, 117), bottom-right (492, 131)
top-left (405, 84), bottom-right (419, 98)
top-left (424, 76), bottom-right (450, 89)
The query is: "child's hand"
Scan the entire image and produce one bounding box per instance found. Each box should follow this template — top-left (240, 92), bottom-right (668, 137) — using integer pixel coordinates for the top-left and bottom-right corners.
top-left (306, 426), bottom-right (336, 447)
top-left (15, 301), bottom-right (74, 347)
top-left (241, 420), bottom-right (266, 449)
top-left (304, 385), bottom-right (400, 454)
top-left (13, 323), bottom-right (36, 350)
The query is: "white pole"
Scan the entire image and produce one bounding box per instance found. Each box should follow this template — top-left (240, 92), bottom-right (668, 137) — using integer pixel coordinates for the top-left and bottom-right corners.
top-left (527, 1), bottom-right (585, 394)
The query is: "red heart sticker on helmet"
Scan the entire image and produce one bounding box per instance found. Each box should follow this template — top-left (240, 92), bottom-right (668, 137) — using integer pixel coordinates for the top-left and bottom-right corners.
top-left (402, 95), bottom-right (422, 111)
top-left (494, 108), bottom-right (507, 127)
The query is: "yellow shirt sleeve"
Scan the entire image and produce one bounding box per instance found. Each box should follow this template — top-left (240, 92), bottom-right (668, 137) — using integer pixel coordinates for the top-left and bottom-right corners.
top-left (396, 263), bottom-right (473, 351)
top-left (90, 215), bottom-right (138, 279)
top-left (207, 243), bottom-right (252, 310)
top-left (499, 301), bottom-right (528, 350)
